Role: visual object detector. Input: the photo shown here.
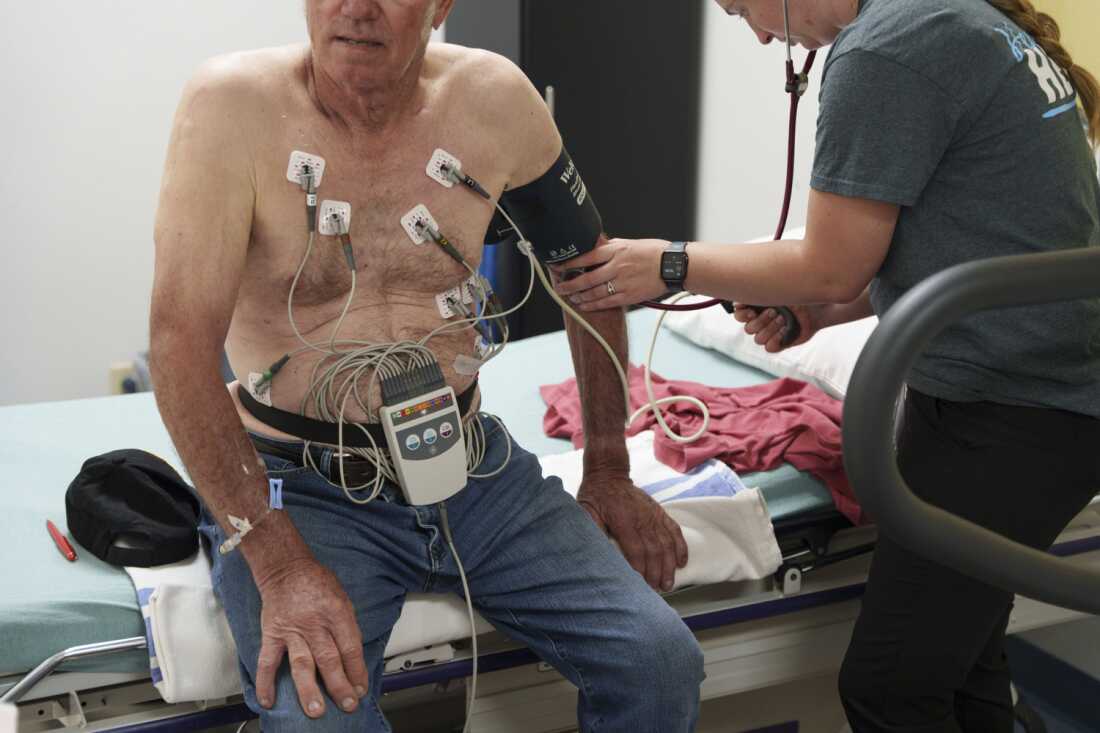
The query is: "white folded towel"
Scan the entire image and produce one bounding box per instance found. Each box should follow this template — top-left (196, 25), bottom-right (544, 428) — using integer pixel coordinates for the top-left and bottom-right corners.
top-left (124, 431), bottom-right (780, 703)
top-left (538, 431), bottom-right (782, 588)
top-left (125, 552), bottom-right (239, 704)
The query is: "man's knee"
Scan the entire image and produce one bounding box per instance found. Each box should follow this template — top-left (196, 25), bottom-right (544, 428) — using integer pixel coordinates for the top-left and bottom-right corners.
top-left (661, 619), bottom-right (705, 687)
top-left (627, 607), bottom-right (705, 692)
top-left (249, 674), bottom-right (389, 733)
top-left (254, 703), bottom-right (384, 733)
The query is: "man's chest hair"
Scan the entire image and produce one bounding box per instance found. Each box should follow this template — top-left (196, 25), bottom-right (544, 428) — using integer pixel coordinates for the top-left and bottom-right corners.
top-left (253, 150), bottom-right (499, 304)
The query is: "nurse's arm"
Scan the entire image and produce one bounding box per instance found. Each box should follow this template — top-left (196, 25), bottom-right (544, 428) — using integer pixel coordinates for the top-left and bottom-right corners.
top-left (818, 287), bottom-right (875, 328)
top-left (684, 190), bottom-right (899, 306)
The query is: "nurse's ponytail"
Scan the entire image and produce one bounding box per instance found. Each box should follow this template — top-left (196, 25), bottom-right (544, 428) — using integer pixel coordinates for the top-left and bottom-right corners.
top-left (988, 0), bottom-right (1099, 146)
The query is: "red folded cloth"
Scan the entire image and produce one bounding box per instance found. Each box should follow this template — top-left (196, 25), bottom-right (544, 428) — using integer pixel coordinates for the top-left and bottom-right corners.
top-left (541, 365), bottom-right (863, 525)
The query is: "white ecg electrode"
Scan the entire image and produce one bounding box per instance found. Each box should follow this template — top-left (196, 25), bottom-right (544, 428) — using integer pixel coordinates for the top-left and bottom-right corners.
top-left (287, 151), bottom-right (327, 187)
top-left (426, 149), bottom-right (462, 188)
top-left (401, 204), bottom-right (439, 245)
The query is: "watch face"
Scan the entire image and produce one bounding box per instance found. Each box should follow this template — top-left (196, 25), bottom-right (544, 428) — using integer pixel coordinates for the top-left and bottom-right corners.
top-left (662, 253), bottom-right (686, 280)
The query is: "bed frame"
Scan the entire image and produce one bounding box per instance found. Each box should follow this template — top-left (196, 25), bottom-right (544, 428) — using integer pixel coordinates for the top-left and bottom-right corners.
top-left (6, 501), bottom-right (1099, 732)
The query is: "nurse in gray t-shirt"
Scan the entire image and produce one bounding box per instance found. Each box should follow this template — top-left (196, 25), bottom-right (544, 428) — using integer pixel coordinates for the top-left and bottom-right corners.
top-left (558, 0), bottom-right (1100, 730)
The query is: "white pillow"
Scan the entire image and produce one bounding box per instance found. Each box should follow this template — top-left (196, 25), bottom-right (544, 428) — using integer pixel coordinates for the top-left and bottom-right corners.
top-left (662, 295), bottom-right (876, 399)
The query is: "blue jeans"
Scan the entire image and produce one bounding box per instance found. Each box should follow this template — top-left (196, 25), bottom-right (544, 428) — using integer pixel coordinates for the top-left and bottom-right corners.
top-left (199, 416), bottom-right (703, 732)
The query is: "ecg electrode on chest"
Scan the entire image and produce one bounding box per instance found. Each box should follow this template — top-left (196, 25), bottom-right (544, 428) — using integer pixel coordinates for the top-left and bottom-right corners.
top-left (400, 204), bottom-right (438, 245)
top-left (287, 151), bottom-right (326, 232)
top-left (318, 201), bottom-right (352, 236)
top-left (286, 151), bottom-right (327, 188)
top-left (427, 148), bottom-right (491, 199)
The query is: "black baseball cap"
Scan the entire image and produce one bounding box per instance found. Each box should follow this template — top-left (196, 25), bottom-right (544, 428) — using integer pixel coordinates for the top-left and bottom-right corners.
top-left (65, 449), bottom-right (200, 567)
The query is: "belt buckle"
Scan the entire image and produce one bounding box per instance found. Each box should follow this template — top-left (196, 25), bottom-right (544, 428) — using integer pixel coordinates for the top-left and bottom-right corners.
top-left (329, 452), bottom-right (374, 486)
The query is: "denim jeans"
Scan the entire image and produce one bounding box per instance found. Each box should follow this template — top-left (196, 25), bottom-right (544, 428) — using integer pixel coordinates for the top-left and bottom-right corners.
top-left (199, 415), bottom-right (704, 732)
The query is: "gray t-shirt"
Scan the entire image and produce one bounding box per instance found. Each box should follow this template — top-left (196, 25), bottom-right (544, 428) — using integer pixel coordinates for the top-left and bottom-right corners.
top-left (812, 0), bottom-right (1100, 418)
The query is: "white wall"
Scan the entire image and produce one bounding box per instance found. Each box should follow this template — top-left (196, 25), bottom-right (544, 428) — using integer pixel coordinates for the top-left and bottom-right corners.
top-left (0, 3), bottom-right (308, 406)
top-left (696, 2), bottom-right (822, 243)
top-left (0, 5), bottom-right (445, 407)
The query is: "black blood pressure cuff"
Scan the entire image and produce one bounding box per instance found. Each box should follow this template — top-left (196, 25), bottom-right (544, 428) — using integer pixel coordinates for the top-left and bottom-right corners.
top-left (496, 146), bottom-right (603, 264)
top-left (484, 207), bottom-right (516, 245)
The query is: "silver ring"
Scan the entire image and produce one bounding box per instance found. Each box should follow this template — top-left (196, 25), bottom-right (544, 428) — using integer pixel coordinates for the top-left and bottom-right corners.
top-left (606, 280), bottom-right (617, 296)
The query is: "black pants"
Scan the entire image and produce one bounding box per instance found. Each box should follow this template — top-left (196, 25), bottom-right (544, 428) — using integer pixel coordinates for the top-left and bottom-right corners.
top-left (839, 389), bottom-right (1100, 732)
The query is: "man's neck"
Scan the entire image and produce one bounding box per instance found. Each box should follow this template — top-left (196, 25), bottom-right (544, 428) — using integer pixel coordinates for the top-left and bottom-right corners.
top-left (307, 53), bottom-right (425, 135)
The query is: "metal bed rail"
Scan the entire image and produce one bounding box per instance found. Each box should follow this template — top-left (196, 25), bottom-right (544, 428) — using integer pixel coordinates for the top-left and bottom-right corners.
top-left (0, 638), bottom-right (148, 705)
top-left (843, 246), bottom-right (1100, 614)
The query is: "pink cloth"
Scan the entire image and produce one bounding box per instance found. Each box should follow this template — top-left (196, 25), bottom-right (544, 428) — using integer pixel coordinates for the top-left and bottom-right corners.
top-left (541, 365), bottom-right (863, 525)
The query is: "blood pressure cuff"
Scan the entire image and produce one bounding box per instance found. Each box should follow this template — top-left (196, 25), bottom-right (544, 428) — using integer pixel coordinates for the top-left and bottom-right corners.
top-left (496, 146), bottom-right (603, 264)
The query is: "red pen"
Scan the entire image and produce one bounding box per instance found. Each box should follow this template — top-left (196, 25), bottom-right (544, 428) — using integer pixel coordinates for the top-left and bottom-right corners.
top-left (46, 520), bottom-right (77, 562)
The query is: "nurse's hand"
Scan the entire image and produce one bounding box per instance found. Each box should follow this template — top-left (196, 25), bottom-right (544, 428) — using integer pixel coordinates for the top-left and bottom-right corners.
top-left (577, 473), bottom-right (688, 592)
top-left (254, 558), bottom-right (369, 718)
top-left (733, 304), bottom-right (819, 353)
top-left (554, 238), bottom-right (669, 310)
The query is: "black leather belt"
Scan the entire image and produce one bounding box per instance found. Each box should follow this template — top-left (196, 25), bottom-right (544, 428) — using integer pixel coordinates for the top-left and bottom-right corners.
top-left (249, 433), bottom-right (381, 487)
top-left (238, 379), bottom-right (479, 449)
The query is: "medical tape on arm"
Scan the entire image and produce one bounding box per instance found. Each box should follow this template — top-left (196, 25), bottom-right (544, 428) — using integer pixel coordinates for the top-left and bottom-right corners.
top-left (218, 478), bottom-right (284, 555)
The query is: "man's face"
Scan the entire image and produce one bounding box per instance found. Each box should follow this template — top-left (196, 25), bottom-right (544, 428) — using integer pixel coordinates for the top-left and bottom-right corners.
top-left (306, 0), bottom-right (452, 86)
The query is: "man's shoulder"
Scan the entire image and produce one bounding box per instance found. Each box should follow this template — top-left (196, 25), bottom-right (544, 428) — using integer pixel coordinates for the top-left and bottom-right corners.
top-left (427, 43), bottom-right (521, 77)
top-left (424, 43), bottom-right (560, 184)
top-left (427, 43), bottom-right (534, 106)
top-left (181, 45), bottom-right (306, 114)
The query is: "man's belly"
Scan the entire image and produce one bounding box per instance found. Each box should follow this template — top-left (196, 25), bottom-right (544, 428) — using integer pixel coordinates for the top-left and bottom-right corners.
top-left (227, 303), bottom-right (485, 444)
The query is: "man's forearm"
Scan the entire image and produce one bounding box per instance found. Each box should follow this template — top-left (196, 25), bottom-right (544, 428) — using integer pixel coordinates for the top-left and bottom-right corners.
top-left (150, 336), bottom-right (313, 584)
top-left (561, 298), bottom-right (630, 475)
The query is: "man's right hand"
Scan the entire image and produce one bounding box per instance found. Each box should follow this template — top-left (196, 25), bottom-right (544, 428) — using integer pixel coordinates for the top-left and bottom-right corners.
top-left (254, 558), bottom-right (370, 719)
top-left (733, 304), bottom-right (822, 353)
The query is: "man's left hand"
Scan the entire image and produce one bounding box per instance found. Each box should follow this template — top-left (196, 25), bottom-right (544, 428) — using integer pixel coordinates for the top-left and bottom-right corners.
top-left (554, 238), bottom-right (670, 310)
top-left (577, 473), bottom-right (688, 592)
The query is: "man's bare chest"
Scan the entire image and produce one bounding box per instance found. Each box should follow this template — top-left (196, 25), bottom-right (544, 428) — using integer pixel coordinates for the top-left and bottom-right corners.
top-left (248, 127), bottom-right (508, 305)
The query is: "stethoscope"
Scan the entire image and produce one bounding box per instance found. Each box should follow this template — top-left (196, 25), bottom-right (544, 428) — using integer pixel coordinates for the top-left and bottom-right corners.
top-left (642, 0), bottom-right (817, 347)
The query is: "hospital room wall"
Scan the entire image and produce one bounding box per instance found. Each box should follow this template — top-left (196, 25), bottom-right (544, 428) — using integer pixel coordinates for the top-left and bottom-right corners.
top-left (1038, 0), bottom-right (1100, 79)
top-left (0, 3), bottom-right (307, 407)
top-left (0, 4), bottom-right (441, 407)
top-left (695, 2), bottom-right (822, 244)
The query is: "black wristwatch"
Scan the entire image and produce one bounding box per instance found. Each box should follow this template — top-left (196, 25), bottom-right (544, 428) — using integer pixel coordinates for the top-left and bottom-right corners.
top-left (660, 241), bottom-right (690, 292)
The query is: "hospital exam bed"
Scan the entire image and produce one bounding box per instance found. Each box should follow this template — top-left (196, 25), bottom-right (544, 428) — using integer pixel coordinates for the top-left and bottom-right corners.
top-left (2, 307), bottom-right (1098, 733)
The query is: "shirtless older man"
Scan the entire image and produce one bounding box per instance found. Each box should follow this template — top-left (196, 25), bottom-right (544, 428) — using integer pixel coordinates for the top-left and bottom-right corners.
top-left (150, 1), bottom-right (703, 730)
